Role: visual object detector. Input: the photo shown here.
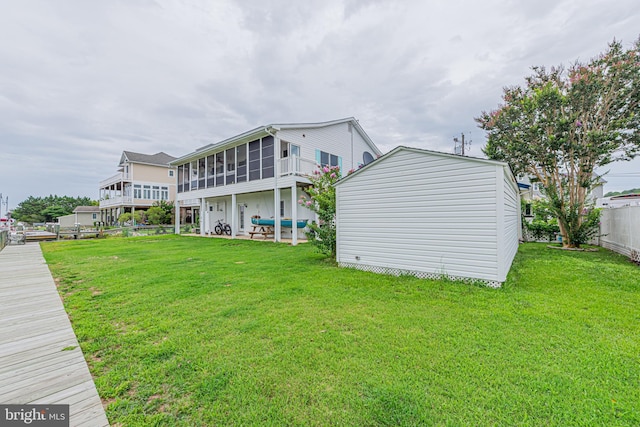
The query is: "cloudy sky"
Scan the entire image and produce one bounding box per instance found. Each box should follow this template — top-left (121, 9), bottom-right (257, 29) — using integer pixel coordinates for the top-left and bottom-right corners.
top-left (1, 0), bottom-right (639, 210)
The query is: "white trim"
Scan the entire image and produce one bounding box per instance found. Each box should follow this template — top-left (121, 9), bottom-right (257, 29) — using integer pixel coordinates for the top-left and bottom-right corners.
top-left (496, 167), bottom-right (506, 282)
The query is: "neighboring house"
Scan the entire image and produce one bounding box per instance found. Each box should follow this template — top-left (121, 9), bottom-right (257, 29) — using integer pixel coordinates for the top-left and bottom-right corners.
top-left (170, 117), bottom-right (381, 244)
top-left (598, 193), bottom-right (640, 208)
top-left (335, 146), bottom-right (521, 287)
top-left (518, 174), bottom-right (605, 202)
top-left (99, 151), bottom-right (177, 224)
top-left (57, 206), bottom-right (100, 228)
top-left (518, 174), bottom-right (605, 221)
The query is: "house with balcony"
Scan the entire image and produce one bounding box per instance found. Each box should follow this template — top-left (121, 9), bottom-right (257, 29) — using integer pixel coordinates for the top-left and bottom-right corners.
top-left (170, 117), bottom-right (381, 244)
top-left (99, 151), bottom-right (177, 224)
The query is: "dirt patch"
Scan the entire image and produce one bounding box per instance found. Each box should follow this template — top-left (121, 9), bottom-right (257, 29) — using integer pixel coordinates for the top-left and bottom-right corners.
top-left (546, 245), bottom-right (598, 252)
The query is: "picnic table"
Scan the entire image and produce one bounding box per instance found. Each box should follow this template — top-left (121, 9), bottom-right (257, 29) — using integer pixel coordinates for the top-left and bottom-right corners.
top-left (248, 224), bottom-right (274, 239)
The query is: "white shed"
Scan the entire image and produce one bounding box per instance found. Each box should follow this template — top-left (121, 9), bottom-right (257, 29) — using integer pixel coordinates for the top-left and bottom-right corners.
top-left (335, 146), bottom-right (521, 287)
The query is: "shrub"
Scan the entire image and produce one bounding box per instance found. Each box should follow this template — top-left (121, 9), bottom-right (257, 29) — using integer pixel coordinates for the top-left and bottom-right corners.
top-left (299, 165), bottom-right (340, 257)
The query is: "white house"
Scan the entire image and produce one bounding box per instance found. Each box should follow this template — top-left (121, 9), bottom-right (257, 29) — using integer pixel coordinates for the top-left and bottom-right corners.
top-left (170, 117), bottom-right (381, 244)
top-left (335, 146), bottom-right (521, 287)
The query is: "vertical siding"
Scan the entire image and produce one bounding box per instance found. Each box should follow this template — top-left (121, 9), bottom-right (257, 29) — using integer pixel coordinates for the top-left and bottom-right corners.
top-left (500, 168), bottom-right (520, 281)
top-left (600, 206), bottom-right (640, 259)
top-left (337, 150), bottom-right (501, 282)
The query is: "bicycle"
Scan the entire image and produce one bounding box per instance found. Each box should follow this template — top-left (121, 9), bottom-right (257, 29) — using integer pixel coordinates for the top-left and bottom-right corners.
top-left (214, 219), bottom-right (232, 236)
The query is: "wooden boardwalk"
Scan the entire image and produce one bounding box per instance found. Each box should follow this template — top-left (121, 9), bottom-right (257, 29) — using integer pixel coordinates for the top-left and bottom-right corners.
top-left (0, 243), bottom-right (109, 427)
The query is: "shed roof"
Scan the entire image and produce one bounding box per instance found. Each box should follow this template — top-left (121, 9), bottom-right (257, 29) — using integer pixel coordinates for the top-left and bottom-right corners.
top-left (336, 145), bottom-right (515, 186)
top-left (73, 206), bottom-right (100, 213)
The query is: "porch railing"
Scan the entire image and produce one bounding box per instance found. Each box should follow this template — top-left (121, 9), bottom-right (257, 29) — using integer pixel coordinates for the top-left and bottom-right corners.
top-left (278, 156), bottom-right (318, 177)
top-left (99, 195), bottom-right (133, 208)
top-left (99, 172), bottom-right (131, 188)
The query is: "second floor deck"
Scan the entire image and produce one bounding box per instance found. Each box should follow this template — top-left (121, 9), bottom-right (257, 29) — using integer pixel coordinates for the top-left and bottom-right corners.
top-left (177, 156), bottom-right (318, 194)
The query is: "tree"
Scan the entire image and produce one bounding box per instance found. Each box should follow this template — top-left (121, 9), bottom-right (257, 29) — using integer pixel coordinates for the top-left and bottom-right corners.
top-left (477, 38), bottom-right (640, 248)
top-left (298, 165), bottom-right (340, 257)
top-left (118, 211), bottom-right (147, 225)
top-left (12, 195), bottom-right (96, 223)
top-left (147, 200), bottom-right (174, 225)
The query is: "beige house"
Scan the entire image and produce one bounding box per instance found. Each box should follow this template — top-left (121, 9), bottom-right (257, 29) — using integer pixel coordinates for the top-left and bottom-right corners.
top-left (57, 206), bottom-right (100, 228)
top-left (99, 151), bottom-right (177, 224)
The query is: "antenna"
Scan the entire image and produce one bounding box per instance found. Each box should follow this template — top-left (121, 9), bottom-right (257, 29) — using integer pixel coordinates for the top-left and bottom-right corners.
top-left (453, 132), bottom-right (471, 156)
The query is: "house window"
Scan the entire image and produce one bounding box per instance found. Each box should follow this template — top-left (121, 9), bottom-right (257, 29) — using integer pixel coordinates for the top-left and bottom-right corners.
top-left (134, 185), bottom-right (142, 199)
top-left (249, 139), bottom-right (261, 181)
top-left (198, 158), bottom-right (206, 189)
top-left (143, 185), bottom-right (151, 199)
top-left (161, 187), bottom-right (168, 200)
top-left (317, 150), bottom-right (341, 175)
top-left (532, 183), bottom-right (540, 192)
top-left (216, 152), bottom-right (224, 186)
top-left (322, 151), bottom-right (339, 167)
top-left (524, 203), bottom-right (532, 217)
top-left (261, 136), bottom-right (274, 178)
top-left (226, 147), bottom-right (236, 184)
top-left (206, 155), bottom-right (215, 187)
top-left (183, 163), bottom-right (190, 192)
top-left (281, 141), bottom-right (300, 158)
top-left (237, 144), bottom-right (247, 183)
top-left (168, 169), bottom-right (174, 177)
top-left (191, 160), bottom-right (198, 190)
top-left (92, 213), bottom-right (97, 220)
top-left (152, 186), bottom-right (160, 200)
top-left (177, 165), bottom-right (184, 193)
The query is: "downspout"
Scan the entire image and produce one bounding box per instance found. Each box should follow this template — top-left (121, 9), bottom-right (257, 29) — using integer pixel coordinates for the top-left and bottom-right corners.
top-left (350, 122), bottom-right (354, 171)
top-left (265, 126), bottom-right (281, 242)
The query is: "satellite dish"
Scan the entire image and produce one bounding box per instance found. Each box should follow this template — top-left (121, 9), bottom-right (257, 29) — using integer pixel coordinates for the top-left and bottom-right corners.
top-left (363, 151), bottom-right (374, 165)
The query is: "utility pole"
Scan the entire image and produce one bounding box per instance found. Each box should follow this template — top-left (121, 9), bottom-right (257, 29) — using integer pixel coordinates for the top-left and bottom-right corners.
top-left (453, 133), bottom-right (471, 156)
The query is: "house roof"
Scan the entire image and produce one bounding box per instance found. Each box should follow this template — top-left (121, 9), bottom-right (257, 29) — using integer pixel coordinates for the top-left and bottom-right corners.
top-left (335, 145), bottom-right (516, 187)
top-left (73, 206), bottom-right (100, 213)
top-left (610, 193), bottom-right (640, 200)
top-left (120, 151), bottom-right (177, 167)
top-left (170, 117), bottom-right (381, 165)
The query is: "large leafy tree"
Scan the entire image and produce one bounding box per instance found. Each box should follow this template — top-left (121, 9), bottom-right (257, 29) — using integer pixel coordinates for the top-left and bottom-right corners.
top-left (477, 38), bottom-right (640, 248)
top-left (12, 195), bottom-right (96, 223)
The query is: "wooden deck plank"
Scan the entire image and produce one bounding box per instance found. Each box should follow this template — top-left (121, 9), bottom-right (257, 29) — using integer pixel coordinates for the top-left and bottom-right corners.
top-left (0, 243), bottom-right (109, 426)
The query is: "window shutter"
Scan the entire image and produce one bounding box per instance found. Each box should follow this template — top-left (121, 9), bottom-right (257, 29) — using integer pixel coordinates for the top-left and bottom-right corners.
top-left (338, 157), bottom-right (343, 175)
top-left (315, 149), bottom-right (321, 165)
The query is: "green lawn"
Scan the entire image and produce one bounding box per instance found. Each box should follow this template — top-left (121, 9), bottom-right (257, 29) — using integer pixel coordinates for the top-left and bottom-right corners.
top-left (41, 236), bottom-right (640, 426)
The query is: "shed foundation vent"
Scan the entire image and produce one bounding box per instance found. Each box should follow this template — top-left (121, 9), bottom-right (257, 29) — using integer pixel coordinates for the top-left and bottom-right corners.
top-left (339, 262), bottom-right (502, 288)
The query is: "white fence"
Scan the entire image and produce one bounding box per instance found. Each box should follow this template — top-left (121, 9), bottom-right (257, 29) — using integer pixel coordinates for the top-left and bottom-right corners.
top-left (600, 206), bottom-right (640, 262)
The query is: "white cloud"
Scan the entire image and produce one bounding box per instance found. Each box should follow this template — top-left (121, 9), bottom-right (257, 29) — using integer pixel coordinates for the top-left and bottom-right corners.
top-left (0, 0), bottom-right (639, 208)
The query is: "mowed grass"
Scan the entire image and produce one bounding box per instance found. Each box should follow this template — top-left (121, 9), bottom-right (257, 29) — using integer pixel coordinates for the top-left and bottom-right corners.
top-left (41, 236), bottom-right (640, 426)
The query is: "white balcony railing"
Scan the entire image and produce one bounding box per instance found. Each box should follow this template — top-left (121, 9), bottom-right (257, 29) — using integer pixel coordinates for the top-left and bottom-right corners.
top-left (99, 195), bottom-right (133, 208)
top-left (278, 156), bottom-right (318, 177)
top-left (99, 172), bottom-right (131, 188)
